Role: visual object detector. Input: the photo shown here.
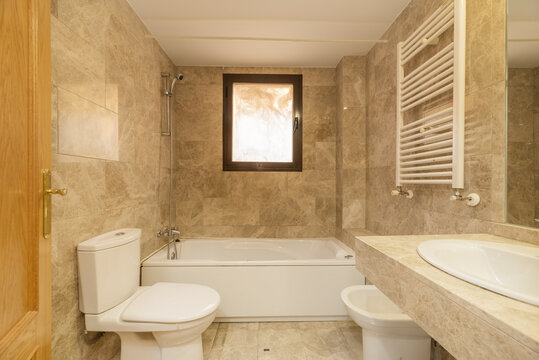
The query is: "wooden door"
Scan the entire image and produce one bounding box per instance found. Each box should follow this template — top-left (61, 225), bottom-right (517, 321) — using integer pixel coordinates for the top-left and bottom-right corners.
top-left (0, 0), bottom-right (52, 359)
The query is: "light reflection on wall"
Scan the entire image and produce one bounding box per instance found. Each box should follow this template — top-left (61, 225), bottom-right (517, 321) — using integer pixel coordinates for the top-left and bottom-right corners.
top-left (232, 83), bottom-right (293, 162)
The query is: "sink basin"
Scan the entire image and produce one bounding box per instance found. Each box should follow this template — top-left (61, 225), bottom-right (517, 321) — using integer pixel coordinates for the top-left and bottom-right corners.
top-left (417, 240), bottom-right (539, 306)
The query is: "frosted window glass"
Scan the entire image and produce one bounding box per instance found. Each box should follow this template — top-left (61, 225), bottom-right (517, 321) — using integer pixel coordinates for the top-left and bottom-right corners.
top-left (232, 83), bottom-right (294, 162)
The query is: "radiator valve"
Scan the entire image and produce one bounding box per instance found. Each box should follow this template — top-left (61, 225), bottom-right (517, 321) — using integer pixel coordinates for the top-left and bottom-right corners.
top-left (391, 186), bottom-right (414, 199)
top-left (449, 191), bottom-right (480, 207)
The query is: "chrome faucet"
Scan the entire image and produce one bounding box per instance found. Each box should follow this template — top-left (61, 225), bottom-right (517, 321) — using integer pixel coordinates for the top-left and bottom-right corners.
top-left (171, 227), bottom-right (181, 238)
top-left (156, 226), bottom-right (169, 238)
top-left (156, 226), bottom-right (181, 260)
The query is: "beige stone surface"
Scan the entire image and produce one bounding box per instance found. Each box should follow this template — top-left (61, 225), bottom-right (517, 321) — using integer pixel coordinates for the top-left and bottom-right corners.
top-left (363, 0), bottom-right (539, 239)
top-left (172, 66), bottom-right (337, 238)
top-left (48, 0), bottom-right (539, 359)
top-left (336, 57), bottom-right (368, 237)
top-left (507, 68), bottom-right (539, 228)
top-left (354, 233), bottom-right (539, 360)
top-left (50, 0), bottom-right (176, 358)
top-left (203, 321), bottom-right (362, 360)
top-left (57, 88), bottom-right (119, 160)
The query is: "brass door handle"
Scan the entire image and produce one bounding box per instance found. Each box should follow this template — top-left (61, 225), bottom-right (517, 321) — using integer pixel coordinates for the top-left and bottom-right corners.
top-left (46, 188), bottom-right (67, 196)
top-left (43, 169), bottom-right (67, 238)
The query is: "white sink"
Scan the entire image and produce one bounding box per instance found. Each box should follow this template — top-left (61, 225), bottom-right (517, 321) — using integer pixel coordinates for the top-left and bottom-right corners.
top-left (417, 240), bottom-right (539, 306)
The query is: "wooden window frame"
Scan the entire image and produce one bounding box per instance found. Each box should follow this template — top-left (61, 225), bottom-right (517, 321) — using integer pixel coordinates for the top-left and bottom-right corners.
top-left (223, 74), bottom-right (303, 172)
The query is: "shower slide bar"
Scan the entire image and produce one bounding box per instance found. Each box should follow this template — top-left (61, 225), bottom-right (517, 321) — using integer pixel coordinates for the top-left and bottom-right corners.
top-left (396, 0), bottom-right (465, 188)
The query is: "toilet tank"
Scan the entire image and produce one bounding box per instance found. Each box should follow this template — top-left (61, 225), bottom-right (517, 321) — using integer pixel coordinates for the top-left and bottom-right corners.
top-left (77, 228), bottom-right (141, 314)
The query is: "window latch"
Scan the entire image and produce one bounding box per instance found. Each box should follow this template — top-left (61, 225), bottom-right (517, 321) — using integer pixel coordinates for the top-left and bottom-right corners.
top-left (293, 117), bottom-right (299, 133)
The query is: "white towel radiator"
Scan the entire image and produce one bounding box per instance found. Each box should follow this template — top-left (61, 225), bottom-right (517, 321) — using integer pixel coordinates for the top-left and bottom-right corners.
top-left (396, 0), bottom-right (466, 188)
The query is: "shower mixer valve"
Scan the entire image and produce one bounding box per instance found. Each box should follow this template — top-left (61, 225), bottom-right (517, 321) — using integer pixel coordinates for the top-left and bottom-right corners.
top-left (156, 226), bottom-right (169, 238)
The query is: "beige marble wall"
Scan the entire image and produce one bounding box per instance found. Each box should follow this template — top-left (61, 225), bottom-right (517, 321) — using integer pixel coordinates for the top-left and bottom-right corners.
top-left (171, 66), bottom-right (337, 238)
top-left (507, 68), bottom-right (537, 228)
top-left (363, 1), bottom-right (538, 357)
top-left (50, 0), bottom-right (175, 358)
top-left (363, 0), bottom-right (539, 241)
top-left (336, 57), bottom-right (367, 240)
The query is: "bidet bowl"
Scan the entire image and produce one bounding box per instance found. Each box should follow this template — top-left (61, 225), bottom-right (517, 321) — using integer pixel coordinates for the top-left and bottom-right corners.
top-left (341, 285), bottom-right (428, 336)
top-left (341, 285), bottom-right (430, 360)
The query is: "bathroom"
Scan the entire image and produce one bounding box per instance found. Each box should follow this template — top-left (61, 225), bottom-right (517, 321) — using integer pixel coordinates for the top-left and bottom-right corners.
top-left (1, 0), bottom-right (538, 359)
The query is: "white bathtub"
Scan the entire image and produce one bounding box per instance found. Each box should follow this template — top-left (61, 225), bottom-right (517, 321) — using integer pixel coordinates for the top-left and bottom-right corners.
top-left (141, 238), bottom-right (365, 322)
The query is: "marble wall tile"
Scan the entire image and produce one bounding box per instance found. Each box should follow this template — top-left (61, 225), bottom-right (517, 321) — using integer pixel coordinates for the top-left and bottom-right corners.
top-left (315, 142), bottom-right (336, 170)
top-left (51, 1), bottom-right (176, 359)
top-left (203, 198), bottom-right (260, 226)
top-left (56, 0), bottom-right (107, 53)
top-left (364, 0), bottom-right (539, 245)
top-left (57, 88), bottom-right (119, 160)
top-left (172, 67), bottom-right (337, 237)
top-left (507, 68), bottom-right (538, 228)
top-left (336, 56), bottom-right (367, 234)
top-left (51, 16), bottom-right (106, 107)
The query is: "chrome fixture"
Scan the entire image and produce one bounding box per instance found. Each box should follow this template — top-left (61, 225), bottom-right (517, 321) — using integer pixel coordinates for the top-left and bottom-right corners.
top-left (449, 191), bottom-right (480, 207)
top-left (156, 225), bottom-right (169, 238)
top-left (391, 186), bottom-right (414, 199)
top-left (156, 225), bottom-right (180, 260)
top-left (164, 73), bottom-right (184, 97)
top-left (161, 72), bottom-right (184, 136)
top-left (159, 71), bottom-right (184, 260)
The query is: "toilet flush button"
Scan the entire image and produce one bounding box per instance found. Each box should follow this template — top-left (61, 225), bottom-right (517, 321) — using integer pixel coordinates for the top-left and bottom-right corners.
top-left (115, 232), bottom-right (125, 236)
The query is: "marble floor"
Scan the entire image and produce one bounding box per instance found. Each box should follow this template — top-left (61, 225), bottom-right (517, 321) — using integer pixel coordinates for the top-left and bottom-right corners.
top-left (202, 321), bottom-right (363, 360)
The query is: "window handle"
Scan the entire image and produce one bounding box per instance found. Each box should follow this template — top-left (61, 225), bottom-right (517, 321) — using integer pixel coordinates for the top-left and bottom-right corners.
top-left (294, 117), bottom-right (299, 133)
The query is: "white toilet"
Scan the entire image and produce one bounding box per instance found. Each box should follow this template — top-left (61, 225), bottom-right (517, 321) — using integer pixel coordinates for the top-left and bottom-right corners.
top-left (341, 285), bottom-right (431, 360)
top-left (77, 228), bottom-right (220, 360)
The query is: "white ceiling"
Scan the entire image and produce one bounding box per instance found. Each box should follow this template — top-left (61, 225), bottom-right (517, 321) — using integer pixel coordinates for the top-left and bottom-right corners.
top-left (127, 0), bottom-right (411, 67)
top-left (507, 0), bottom-right (539, 68)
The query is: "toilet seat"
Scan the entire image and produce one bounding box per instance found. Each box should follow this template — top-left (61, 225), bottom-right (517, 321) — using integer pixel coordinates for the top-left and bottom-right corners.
top-left (122, 283), bottom-right (220, 323)
top-left (84, 283), bottom-right (220, 333)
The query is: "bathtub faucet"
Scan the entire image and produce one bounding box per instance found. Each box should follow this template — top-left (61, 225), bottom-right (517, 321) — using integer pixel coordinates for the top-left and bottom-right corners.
top-left (167, 226), bottom-right (181, 260)
top-left (171, 227), bottom-right (181, 238)
top-left (156, 226), bottom-right (169, 238)
top-left (156, 226), bottom-right (180, 259)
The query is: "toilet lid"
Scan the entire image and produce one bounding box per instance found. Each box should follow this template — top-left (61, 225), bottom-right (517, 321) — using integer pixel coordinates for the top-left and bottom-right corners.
top-left (121, 283), bottom-right (220, 323)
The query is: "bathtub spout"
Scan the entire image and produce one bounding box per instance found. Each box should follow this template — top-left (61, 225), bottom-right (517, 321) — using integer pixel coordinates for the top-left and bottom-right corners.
top-left (167, 227), bottom-right (181, 260)
top-left (167, 239), bottom-right (178, 260)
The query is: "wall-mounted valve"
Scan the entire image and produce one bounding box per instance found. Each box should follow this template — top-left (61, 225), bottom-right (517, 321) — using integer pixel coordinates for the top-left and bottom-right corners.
top-left (156, 226), bottom-right (169, 238)
top-left (391, 186), bottom-right (414, 199)
top-left (449, 191), bottom-right (480, 207)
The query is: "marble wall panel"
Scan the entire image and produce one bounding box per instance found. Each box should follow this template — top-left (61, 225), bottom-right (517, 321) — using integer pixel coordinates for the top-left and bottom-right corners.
top-left (364, 1), bottom-right (538, 356)
top-left (507, 68), bottom-right (538, 228)
top-left (50, 0), bottom-right (176, 359)
top-left (364, 0), bottom-right (539, 239)
top-left (57, 88), bottom-right (119, 160)
top-left (336, 57), bottom-right (367, 236)
top-left (171, 67), bottom-right (337, 238)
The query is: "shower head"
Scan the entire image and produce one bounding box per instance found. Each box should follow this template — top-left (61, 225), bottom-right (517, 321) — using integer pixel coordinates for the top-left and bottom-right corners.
top-left (168, 73), bottom-right (184, 96)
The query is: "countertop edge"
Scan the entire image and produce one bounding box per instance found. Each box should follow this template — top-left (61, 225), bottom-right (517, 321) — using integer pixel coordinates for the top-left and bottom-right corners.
top-left (353, 233), bottom-right (539, 360)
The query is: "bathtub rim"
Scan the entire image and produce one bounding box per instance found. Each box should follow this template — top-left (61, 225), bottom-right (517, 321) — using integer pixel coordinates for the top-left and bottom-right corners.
top-left (142, 237), bottom-right (356, 267)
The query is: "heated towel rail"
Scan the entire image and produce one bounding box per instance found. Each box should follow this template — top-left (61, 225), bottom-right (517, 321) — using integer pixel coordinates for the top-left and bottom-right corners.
top-left (396, 0), bottom-right (465, 188)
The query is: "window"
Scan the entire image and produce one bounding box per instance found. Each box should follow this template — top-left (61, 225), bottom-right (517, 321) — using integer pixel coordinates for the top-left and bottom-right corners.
top-left (223, 74), bottom-right (302, 171)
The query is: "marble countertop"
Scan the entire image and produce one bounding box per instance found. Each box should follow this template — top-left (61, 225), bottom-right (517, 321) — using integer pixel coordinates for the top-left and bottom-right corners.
top-left (353, 233), bottom-right (539, 359)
